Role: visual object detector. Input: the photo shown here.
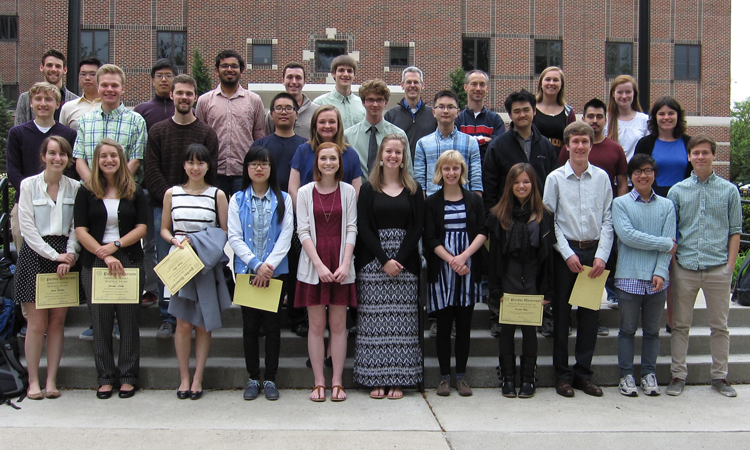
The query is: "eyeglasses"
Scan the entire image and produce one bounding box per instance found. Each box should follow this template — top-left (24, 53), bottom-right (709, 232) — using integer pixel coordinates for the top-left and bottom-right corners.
top-left (248, 162), bottom-right (270, 170)
top-left (79, 72), bottom-right (97, 79)
top-left (273, 106), bottom-right (297, 113)
top-left (219, 64), bottom-right (241, 70)
top-left (434, 105), bottom-right (458, 111)
top-left (154, 73), bottom-right (175, 80)
top-left (364, 98), bottom-right (386, 105)
top-left (633, 168), bottom-right (654, 176)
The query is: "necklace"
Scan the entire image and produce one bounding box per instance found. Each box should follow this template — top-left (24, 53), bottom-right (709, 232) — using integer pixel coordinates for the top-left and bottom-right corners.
top-left (318, 186), bottom-right (338, 223)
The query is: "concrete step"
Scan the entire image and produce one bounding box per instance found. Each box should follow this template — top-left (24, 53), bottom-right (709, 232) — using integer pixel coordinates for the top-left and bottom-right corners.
top-left (33, 353), bottom-right (750, 390)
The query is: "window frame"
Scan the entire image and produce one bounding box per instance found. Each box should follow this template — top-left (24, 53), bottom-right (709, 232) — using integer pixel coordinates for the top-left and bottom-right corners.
top-left (461, 38), bottom-right (490, 74)
top-left (2, 83), bottom-right (18, 109)
top-left (0, 16), bottom-right (18, 41)
top-left (674, 44), bottom-right (701, 81)
top-left (80, 29), bottom-right (110, 64)
top-left (315, 40), bottom-right (347, 73)
top-left (605, 42), bottom-right (633, 77)
top-left (534, 40), bottom-right (562, 75)
top-left (157, 31), bottom-right (187, 69)
top-left (389, 46), bottom-right (410, 69)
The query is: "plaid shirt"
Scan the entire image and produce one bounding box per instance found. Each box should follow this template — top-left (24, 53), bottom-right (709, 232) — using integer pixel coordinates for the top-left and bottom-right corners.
top-left (73, 103), bottom-right (147, 182)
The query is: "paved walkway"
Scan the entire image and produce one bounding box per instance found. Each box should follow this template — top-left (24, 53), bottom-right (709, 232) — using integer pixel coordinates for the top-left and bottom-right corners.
top-left (3, 385), bottom-right (747, 449)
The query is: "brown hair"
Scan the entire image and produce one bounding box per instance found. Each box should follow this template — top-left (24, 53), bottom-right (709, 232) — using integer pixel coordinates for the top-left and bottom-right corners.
top-left (535, 66), bottom-right (567, 106)
top-left (313, 142), bottom-right (344, 183)
top-left (308, 105), bottom-right (349, 151)
top-left (358, 79), bottom-right (390, 103)
top-left (490, 163), bottom-right (546, 230)
top-left (563, 122), bottom-right (595, 146)
top-left (687, 134), bottom-right (717, 155)
top-left (84, 138), bottom-right (137, 200)
top-left (39, 135), bottom-right (73, 168)
top-left (367, 134), bottom-right (418, 195)
top-left (606, 75), bottom-right (642, 143)
top-left (29, 81), bottom-right (61, 104)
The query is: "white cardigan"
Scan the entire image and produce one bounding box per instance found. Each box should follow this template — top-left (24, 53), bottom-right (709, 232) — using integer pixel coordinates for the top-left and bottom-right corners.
top-left (296, 182), bottom-right (357, 285)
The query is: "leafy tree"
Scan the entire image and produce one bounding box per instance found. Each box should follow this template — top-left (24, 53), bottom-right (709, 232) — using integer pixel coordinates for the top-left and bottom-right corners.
top-left (0, 81), bottom-right (14, 173)
top-left (448, 67), bottom-right (467, 110)
top-left (191, 49), bottom-right (212, 98)
top-left (731, 99), bottom-right (750, 184)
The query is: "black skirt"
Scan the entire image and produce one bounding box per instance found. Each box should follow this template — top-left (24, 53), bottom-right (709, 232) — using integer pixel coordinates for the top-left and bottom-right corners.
top-left (15, 235), bottom-right (69, 303)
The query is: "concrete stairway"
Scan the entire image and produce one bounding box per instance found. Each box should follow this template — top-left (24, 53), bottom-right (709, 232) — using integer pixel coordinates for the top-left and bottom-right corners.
top-left (26, 298), bottom-right (750, 390)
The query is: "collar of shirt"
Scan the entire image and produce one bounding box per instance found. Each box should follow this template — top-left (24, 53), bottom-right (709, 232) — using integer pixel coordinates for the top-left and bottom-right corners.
top-left (463, 105), bottom-right (487, 116)
top-left (435, 126), bottom-right (459, 140)
top-left (99, 103), bottom-right (126, 119)
top-left (250, 186), bottom-right (272, 202)
top-left (401, 98), bottom-right (423, 112)
top-left (366, 118), bottom-right (389, 134)
top-left (563, 160), bottom-right (594, 179)
top-left (630, 189), bottom-right (656, 203)
top-left (329, 89), bottom-right (355, 104)
top-left (216, 83), bottom-right (246, 100)
top-left (76, 96), bottom-right (102, 106)
top-left (689, 170), bottom-right (717, 185)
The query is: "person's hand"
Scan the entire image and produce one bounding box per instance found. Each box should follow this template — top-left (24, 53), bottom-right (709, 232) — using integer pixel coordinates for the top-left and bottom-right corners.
top-left (450, 253), bottom-right (469, 272)
top-left (315, 262), bottom-right (335, 283)
top-left (589, 258), bottom-right (606, 278)
top-left (652, 275), bottom-right (665, 291)
top-left (333, 264), bottom-right (350, 283)
top-left (669, 239), bottom-right (678, 255)
top-left (565, 254), bottom-right (583, 273)
top-left (104, 255), bottom-right (125, 276)
top-left (542, 299), bottom-right (551, 305)
top-left (251, 274), bottom-right (268, 288)
top-left (56, 263), bottom-right (70, 278)
top-left (256, 263), bottom-right (274, 280)
top-left (457, 265), bottom-right (470, 276)
top-left (56, 253), bottom-right (75, 266)
top-left (383, 260), bottom-right (403, 277)
top-left (499, 296), bottom-right (504, 303)
top-left (171, 236), bottom-right (186, 249)
top-left (95, 243), bottom-right (117, 260)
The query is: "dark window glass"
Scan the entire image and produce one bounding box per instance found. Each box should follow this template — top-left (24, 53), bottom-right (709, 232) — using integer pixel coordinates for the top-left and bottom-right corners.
top-left (0, 16), bottom-right (18, 40)
top-left (675, 45), bottom-right (700, 80)
top-left (81, 30), bottom-right (109, 63)
top-left (390, 47), bottom-right (409, 67)
top-left (158, 32), bottom-right (187, 68)
top-left (462, 38), bottom-right (490, 73)
top-left (2, 83), bottom-right (18, 109)
top-left (316, 41), bottom-right (346, 72)
top-left (534, 40), bottom-right (562, 75)
top-left (252, 44), bottom-right (272, 66)
top-left (606, 42), bottom-right (633, 77)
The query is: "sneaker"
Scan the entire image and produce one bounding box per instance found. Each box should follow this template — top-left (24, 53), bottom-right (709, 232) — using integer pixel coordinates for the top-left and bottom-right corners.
top-left (156, 322), bottom-right (175, 339)
top-left (79, 326), bottom-right (94, 341)
top-left (264, 381), bottom-right (280, 400)
top-left (711, 379), bottom-right (737, 397)
top-left (490, 322), bottom-right (501, 338)
top-left (436, 378), bottom-right (450, 396)
top-left (666, 377), bottom-right (685, 396)
top-left (619, 375), bottom-right (638, 397)
top-left (456, 378), bottom-right (473, 397)
top-left (113, 323), bottom-right (120, 340)
top-left (19, 326), bottom-right (26, 338)
top-left (597, 320), bottom-right (609, 337)
top-left (429, 321), bottom-right (437, 338)
top-left (607, 297), bottom-right (619, 309)
top-left (243, 379), bottom-right (260, 400)
top-left (538, 321), bottom-right (553, 338)
top-left (641, 373), bottom-right (661, 396)
top-left (140, 292), bottom-right (157, 308)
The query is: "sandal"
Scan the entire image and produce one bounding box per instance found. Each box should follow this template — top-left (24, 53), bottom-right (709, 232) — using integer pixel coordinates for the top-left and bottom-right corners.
top-left (45, 390), bottom-right (61, 399)
top-left (27, 390), bottom-right (44, 400)
top-left (370, 387), bottom-right (385, 399)
top-left (387, 387), bottom-right (404, 400)
top-left (331, 385), bottom-right (347, 402)
top-left (310, 385), bottom-right (326, 402)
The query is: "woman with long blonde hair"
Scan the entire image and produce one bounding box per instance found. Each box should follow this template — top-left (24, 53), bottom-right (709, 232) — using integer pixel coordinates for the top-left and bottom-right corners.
top-left (533, 66), bottom-right (577, 156)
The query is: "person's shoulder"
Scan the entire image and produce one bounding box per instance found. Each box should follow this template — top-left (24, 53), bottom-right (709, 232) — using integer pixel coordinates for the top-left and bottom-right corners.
top-left (132, 100), bottom-right (151, 114)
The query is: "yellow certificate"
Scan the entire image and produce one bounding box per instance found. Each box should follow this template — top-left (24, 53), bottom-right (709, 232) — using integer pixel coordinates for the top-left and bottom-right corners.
top-left (568, 265), bottom-right (610, 311)
top-left (233, 274), bottom-right (283, 313)
top-left (499, 294), bottom-right (544, 326)
top-left (153, 242), bottom-right (204, 294)
top-left (91, 268), bottom-right (140, 304)
top-left (35, 273), bottom-right (79, 309)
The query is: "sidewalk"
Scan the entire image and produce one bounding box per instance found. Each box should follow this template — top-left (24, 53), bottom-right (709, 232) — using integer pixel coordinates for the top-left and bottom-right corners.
top-left (2, 385), bottom-right (747, 449)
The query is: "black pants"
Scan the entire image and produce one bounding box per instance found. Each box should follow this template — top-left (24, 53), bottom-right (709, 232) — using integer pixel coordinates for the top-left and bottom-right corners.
top-left (241, 275), bottom-right (286, 382)
top-left (286, 222), bottom-right (307, 327)
top-left (499, 324), bottom-right (537, 357)
top-left (552, 247), bottom-right (600, 381)
top-left (434, 304), bottom-right (475, 376)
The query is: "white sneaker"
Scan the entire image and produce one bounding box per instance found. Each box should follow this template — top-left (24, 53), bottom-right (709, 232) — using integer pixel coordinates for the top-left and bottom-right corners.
top-left (641, 373), bottom-right (660, 396)
top-left (619, 375), bottom-right (638, 397)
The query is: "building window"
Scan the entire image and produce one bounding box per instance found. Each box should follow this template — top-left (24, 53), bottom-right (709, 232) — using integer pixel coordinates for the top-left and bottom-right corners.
top-left (675, 45), bottom-right (700, 80)
top-left (316, 40), bottom-right (347, 72)
top-left (81, 30), bottom-right (109, 64)
top-left (389, 47), bottom-right (409, 68)
top-left (534, 40), bottom-right (562, 75)
top-left (605, 42), bottom-right (633, 77)
top-left (2, 83), bottom-right (18, 109)
top-left (158, 32), bottom-right (186, 69)
top-left (252, 44), bottom-right (272, 66)
top-left (462, 38), bottom-right (489, 73)
top-left (0, 16), bottom-right (18, 40)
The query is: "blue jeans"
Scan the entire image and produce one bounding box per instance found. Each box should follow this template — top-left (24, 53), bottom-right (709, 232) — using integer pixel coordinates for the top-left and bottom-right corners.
top-left (153, 207), bottom-right (175, 325)
top-left (616, 287), bottom-right (666, 377)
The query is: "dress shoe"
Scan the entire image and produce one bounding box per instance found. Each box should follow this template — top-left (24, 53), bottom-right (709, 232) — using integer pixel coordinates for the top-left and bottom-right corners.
top-left (176, 390), bottom-right (190, 400)
top-left (190, 390), bottom-right (203, 400)
top-left (118, 388), bottom-right (136, 399)
top-left (572, 378), bottom-right (603, 397)
top-left (555, 379), bottom-right (575, 397)
top-left (96, 388), bottom-right (113, 399)
top-left (293, 323), bottom-right (309, 337)
top-left (243, 380), bottom-right (260, 400)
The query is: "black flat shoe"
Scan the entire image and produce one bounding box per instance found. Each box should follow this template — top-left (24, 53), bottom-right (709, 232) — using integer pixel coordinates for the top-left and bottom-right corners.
top-left (190, 390), bottom-right (203, 400)
top-left (118, 389), bottom-right (136, 399)
top-left (96, 389), bottom-right (113, 399)
top-left (177, 390), bottom-right (190, 400)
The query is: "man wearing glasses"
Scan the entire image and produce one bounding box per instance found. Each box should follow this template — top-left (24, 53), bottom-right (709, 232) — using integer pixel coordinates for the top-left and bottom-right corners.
top-left (60, 57), bottom-right (103, 131)
top-left (134, 59), bottom-right (179, 131)
top-left (344, 79), bottom-right (408, 179)
top-left (266, 63), bottom-right (318, 139)
top-left (196, 50), bottom-right (266, 198)
top-left (414, 90), bottom-right (483, 196)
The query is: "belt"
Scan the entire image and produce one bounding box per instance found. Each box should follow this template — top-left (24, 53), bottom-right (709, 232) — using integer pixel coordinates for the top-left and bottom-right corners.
top-left (567, 239), bottom-right (599, 249)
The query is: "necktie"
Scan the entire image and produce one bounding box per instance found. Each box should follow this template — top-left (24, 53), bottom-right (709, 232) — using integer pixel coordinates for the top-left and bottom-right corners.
top-left (367, 125), bottom-right (378, 172)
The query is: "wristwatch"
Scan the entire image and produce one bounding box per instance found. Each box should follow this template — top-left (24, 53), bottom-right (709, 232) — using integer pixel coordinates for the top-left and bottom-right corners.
top-left (114, 240), bottom-right (121, 248)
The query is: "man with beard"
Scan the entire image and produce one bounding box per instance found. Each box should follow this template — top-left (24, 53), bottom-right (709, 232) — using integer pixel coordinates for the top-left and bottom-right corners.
top-left (196, 50), bottom-right (265, 198)
top-left (15, 49), bottom-right (79, 125)
top-left (266, 63), bottom-right (318, 139)
top-left (144, 74), bottom-right (219, 339)
top-left (384, 66), bottom-right (436, 163)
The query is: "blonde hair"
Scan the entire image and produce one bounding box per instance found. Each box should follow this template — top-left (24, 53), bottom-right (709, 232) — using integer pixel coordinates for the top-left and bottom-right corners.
top-left (85, 138), bottom-right (136, 200)
top-left (433, 150), bottom-right (468, 187)
top-left (606, 75), bottom-right (642, 143)
top-left (29, 81), bottom-right (61, 104)
top-left (367, 134), bottom-right (418, 195)
top-left (535, 66), bottom-right (567, 106)
top-left (96, 64), bottom-right (126, 85)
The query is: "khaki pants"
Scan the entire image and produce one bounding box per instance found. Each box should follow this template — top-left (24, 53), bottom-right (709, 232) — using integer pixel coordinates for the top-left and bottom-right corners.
top-left (670, 263), bottom-right (732, 380)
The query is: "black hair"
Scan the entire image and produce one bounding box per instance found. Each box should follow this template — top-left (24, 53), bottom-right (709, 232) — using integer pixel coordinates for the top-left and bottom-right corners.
top-left (215, 50), bottom-right (245, 72)
top-left (151, 58), bottom-right (179, 78)
top-left (78, 57), bottom-right (102, 71)
top-left (180, 144), bottom-right (215, 185)
top-left (583, 98), bottom-right (607, 116)
top-left (241, 146), bottom-right (285, 223)
top-left (504, 89), bottom-right (536, 113)
top-left (627, 153), bottom-right (658, 178)
top-left (433, 90), bottom-right (459, 105)
top-left (271, 92), bottom-right (299, 110)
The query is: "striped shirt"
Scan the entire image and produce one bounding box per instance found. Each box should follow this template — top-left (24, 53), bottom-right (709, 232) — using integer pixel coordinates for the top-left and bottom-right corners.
top-left (171, 186), bottom-right (218, 235)
top-left (444, 200), bottom-right (467, 232)
top-left (667, 171), bottom-right (742, 270)
top-left (414, 128), bottom-right (483, 196)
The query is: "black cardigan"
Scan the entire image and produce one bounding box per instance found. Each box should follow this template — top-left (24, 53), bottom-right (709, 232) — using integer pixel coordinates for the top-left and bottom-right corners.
top-left (74, 185), bottom-right (148, 268)
top-left (423, 188), bottom-right (488, 283)
top-left (634, 134), bottom-right (692, 194)
top-left (486, 209), bottom-right (556, 301)
top-left (355, 182), bottom-right (425, 276)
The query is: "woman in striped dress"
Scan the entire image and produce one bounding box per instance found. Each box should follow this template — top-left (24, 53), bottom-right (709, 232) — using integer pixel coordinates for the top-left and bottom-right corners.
top-left (424, 150), bottom-right (487, 397)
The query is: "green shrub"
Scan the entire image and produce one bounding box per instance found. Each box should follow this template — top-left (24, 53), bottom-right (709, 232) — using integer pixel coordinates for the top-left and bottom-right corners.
top-left (448, 67), bottom-right (467, 110)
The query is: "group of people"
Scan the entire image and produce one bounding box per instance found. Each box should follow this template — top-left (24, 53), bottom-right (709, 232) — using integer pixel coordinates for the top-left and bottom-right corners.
top-left (6, 48), bottom-right (740, 404)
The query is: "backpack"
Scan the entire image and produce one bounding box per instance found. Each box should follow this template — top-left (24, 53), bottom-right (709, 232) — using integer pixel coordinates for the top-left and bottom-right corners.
top-left (0, 297), bottom-right (15, 340)
top-left (732, 256), bottom-right (750, 307)
top-left (0, 335), bottom-right (28, 409)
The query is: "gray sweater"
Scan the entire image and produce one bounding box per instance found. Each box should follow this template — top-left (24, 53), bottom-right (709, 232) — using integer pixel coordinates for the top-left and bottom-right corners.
top-left (14, 86), bottom-right (79, 126)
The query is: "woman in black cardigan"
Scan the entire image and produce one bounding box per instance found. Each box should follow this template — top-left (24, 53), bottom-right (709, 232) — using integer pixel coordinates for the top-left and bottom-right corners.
top-left (424, 150), bottom-right (487, 397)
top-left (75, 138), bottom-right (148, 399)
top-left (354, 134), bottom-right (424, 400)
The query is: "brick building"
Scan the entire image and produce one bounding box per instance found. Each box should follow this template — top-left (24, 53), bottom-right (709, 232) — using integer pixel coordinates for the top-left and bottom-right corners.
top-left (0, 0), bottom-right (731, 175)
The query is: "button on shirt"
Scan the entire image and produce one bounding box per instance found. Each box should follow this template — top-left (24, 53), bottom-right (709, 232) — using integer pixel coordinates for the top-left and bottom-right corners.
top-left (251, 189), bottom-right (272, 267)
top-left (414, 128), bottom-right (483, 196)
top-left (543, 161), bottom-right (614, 262)
top-left (195, 84), bottom-right (267, 177)
top-left (344, 118), bottom-right (410, 177)
top-left (313, 90), bottom-right (365, 130)
top-left (668, 171), bottom-right (742, 270)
